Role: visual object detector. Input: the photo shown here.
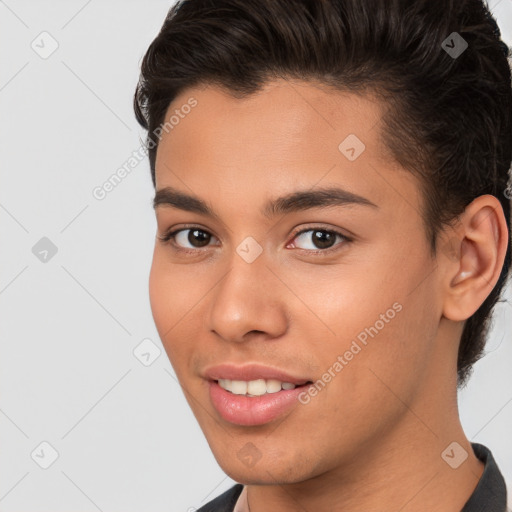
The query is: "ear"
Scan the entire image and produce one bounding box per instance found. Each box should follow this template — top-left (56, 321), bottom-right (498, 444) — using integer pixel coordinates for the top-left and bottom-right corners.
top-left (439, 195), bottom-right (509, 322)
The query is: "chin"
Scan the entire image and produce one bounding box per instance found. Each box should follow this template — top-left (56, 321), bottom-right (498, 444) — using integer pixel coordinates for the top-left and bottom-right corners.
top-left (222, 464), bottom-right (308, 486)
top-left (207, 441), bottom-right (316, 486)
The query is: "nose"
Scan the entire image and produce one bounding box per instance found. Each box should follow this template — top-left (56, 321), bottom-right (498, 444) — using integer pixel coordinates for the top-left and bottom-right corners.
top-left (206, 252), bottom-right (289, 344)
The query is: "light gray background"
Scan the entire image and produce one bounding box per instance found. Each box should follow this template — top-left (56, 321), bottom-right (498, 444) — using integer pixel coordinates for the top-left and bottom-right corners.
top-left (0, 1), bottom-right (511, 511)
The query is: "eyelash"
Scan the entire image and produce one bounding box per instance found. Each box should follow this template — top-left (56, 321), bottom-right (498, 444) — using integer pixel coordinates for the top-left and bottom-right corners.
top-left (157, 224), bottom-right (352, 256)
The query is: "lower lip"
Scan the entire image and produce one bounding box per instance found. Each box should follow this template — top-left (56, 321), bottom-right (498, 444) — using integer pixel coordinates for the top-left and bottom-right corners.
top-left (208, 380), bottom-right (310, 426)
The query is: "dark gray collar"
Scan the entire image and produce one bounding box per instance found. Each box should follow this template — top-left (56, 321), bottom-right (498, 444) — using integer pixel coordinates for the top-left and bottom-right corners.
top-left (461, 443), bottom-right (508, 511)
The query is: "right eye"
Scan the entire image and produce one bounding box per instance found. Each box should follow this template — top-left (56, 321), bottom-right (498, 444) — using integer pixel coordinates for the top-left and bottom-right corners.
top-left (158, 226), bottom-right (220, 252)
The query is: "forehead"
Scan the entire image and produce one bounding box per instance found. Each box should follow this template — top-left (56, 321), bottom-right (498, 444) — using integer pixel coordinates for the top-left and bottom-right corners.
top-left (156, 78), bottom-right (389, 170)
top-left (154, 79), bottom-right (418, 217)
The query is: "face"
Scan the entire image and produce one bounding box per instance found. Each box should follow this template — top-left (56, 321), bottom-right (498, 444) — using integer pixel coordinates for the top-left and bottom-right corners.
top-left (149, 79), bottom-right (446, 484)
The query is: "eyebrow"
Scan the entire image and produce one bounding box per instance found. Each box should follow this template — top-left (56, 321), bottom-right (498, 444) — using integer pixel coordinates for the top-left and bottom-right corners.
top-left (153, 185), bottom-right (378, 219)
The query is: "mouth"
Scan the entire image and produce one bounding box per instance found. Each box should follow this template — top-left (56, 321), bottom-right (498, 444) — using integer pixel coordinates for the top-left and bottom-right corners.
top-left (208, 379), bottom-right (314, 426)
top-left (203, 363), bottom-right (315, 425)
top-left (203, 363), bottom-right (313, 386)
top-left (214, 378), bottom-right (313, 397)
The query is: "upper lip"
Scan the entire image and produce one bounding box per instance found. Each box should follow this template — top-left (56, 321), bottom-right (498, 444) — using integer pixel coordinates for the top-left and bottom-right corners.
top-left (204, 363), bottom-right (312, 385)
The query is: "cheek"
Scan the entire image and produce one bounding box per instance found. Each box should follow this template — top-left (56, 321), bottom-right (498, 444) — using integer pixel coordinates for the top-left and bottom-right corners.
top-left (148, 252), bottom-right (169, 333)
top-left (148, 250), bottom-right (187, 365)
top-left (286, 247), bottom-right (438, 397)
top-left (148, 247), bottom-right (201, 330)
top-left (281, 257), bottom-right (403, 345)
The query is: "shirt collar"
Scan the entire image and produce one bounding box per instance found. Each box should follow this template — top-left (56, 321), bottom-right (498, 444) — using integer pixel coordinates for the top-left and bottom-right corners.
top-left (461, 443), bottom-right (508, 511)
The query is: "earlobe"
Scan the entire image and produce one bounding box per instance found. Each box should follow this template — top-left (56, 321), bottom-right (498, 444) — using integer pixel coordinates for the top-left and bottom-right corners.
top-left (442, 196), bottom-right (508, 322)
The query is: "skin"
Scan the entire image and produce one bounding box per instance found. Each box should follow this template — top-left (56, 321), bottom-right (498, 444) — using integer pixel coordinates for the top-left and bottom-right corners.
top-left (149, 78), bottom-right (508, 511)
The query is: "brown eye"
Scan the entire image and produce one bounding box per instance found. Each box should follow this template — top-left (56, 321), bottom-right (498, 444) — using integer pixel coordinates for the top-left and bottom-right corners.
top-left (292, 228), bottom-right (347, 251)
top-left (174, 228), bottom-right (214, 248)
top-left (158, 226), bottom-right (219, 251)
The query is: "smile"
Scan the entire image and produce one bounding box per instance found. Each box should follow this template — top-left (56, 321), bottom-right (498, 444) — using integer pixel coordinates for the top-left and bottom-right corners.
top-left (217, 378), bottom-right (305, 396)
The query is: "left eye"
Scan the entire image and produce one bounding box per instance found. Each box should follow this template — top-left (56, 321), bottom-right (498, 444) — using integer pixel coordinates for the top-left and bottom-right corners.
top-left (291, 228), bottom-right (348, 251)
top-left (171, 228), bottom-right (218, 249)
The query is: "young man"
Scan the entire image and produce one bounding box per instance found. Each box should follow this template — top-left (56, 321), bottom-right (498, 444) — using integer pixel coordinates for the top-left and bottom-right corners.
top-left (134, 0), bottom-right (511, 510)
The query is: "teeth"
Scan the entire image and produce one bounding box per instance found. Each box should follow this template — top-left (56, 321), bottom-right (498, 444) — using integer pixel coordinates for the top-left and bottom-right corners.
top-left (218, 379), bottom-right (231, 392)
top-left (217, 379), bottom-right (299, 396)
top-left (231, 380), bottom-right (247, 395)
top-left (266, 379), bottom-right (282, 393)
top-left (247, 379), bottom-right (266, 396)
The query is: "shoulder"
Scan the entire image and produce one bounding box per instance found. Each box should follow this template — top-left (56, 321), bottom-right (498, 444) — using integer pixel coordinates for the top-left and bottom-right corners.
top-left (196, 484), bottom-right (244, 512)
